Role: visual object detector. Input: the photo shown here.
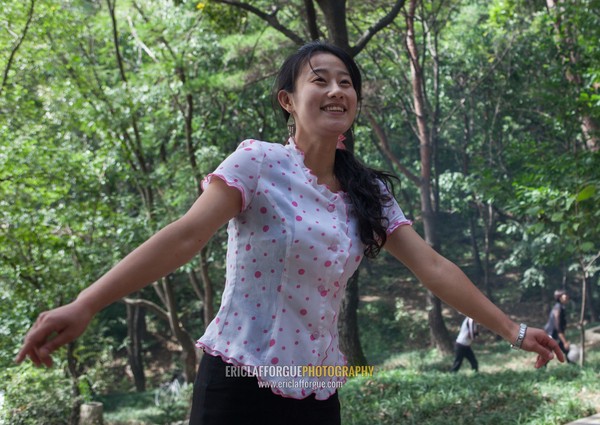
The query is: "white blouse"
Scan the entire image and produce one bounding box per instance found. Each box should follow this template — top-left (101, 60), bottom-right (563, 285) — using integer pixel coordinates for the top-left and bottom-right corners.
top-left (197, 138), bottom-right (411, 399)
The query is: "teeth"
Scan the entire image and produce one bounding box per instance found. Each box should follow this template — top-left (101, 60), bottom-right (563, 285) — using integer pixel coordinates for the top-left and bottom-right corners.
top-left (323, 106), bottom-right (344, 112)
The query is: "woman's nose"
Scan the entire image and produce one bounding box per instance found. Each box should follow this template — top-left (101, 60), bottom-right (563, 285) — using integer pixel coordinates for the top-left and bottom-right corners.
top-left (328, 82), bottom-right (344, 97)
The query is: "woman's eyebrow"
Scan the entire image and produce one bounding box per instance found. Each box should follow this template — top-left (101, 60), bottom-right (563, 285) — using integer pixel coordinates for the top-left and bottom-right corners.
top-left (310, 67), bottom-right (351, 78)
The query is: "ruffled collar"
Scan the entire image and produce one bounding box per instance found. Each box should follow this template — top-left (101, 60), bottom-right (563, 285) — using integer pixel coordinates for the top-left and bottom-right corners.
top-left (285, 137), bottom-right (347, 197)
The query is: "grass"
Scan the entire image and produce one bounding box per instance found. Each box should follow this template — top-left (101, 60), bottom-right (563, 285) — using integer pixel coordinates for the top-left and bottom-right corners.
top-left (96, 340), bottom-right (600, 425)
top-left (98, 383), bottom-right (192, 425)
top-left (99, 391), bottom-right (157, 424)
top-left (340, 341), bottom-right (600, 425)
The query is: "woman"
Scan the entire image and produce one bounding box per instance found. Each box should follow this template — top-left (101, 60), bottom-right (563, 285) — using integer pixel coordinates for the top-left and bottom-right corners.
top-left (16, 41), bottom-right (564, 425)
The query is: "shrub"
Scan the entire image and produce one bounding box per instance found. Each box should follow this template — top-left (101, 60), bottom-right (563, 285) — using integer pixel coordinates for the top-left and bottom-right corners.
top-left (1, 363), bottom-right (74, 425)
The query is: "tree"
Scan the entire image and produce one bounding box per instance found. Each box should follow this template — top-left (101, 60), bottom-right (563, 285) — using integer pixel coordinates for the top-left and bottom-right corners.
top-left (1, 0), bottom-right (241, 384)
top-left (545, 0), bottom-right (600, 151)
top-left (361, 0), bottom-right (462, 353)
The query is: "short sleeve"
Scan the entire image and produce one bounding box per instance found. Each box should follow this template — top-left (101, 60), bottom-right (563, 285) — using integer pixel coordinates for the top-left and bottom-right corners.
top-left (378, 180), bottom-right (412, 235)
top-left (201, 139), bottom-right (264, 211)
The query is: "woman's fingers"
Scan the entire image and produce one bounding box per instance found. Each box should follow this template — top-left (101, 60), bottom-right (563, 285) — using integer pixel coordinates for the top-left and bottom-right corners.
top-left (15, 304), bottom-right (88, 367)
top-left (16, 316), bottom-right (60, 366)
top-left (526, 328), bottom-right (565, 368)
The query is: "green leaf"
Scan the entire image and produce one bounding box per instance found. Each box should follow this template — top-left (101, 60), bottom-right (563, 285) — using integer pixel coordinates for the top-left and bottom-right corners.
top-left (580, 241), bottom-right (595, 252)
top-left (576, 185), bottom-right (596, 202)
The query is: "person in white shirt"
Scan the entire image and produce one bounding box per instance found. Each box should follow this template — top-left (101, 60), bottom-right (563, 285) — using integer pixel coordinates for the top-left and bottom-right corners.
top-left (15, 41), bottom-right (565, 425)
top-left (450, 316), bottom-right (479, 372)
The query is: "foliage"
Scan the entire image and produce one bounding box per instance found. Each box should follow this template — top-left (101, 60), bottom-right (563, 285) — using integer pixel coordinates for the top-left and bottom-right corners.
top-left (0, 362), bottom-right (74, 425)
top-left (151, 381), bottom-right (193, 425)
top-left (1, 0), bottom-right (600, 419)
top-left (340, 341), bottom-right (600, 425)
top-left (359, 297), bottom-right (430, 365)
top-left (497, 166), bottom-right (600, 288)
top-left (96, 382), bottom-right (193, 425)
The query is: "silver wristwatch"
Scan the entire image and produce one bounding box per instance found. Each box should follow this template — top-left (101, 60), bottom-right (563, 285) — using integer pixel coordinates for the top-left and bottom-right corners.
top-left (510, 323), bottom-right (527, 350)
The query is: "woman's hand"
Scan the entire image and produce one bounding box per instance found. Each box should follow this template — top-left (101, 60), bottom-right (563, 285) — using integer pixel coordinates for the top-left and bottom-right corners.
top-left (521, 327), bottom-right (565, 368)
top-left (15, 301), bottom-right (93, 368)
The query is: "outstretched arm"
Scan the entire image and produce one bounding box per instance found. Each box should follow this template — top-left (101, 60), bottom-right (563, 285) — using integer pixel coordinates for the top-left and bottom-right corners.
top-left (15, 178), bottom-right (241, 367)
top-left (384, 225), bottom-right (565, 367)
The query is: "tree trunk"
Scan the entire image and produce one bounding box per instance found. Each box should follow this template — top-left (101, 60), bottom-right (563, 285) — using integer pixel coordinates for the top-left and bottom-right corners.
top-left (461, 103), bottom-right (490, 300)
top-left (427, 292), bottom-right (452, 352)
top-left (481, 202), bottom-right (496, 303)
top-left (316, 0), bottom-right (350, 50)
top-left (78, 402), bottom-right (103, 425)
top-left (405, 0), bottom-right (452, 354)
top-left (199, 248), bottom-right (215, 327)
top-left (126, 303), bottom-right (146, 392)
top-left (579, 262), bottom-right (588, 367)
top-left (304, 0), bottom-right (320, 40)
top-left (163, 277), bottom-right (198, 382)
top-left (67, 342), bottom-right (81, 425)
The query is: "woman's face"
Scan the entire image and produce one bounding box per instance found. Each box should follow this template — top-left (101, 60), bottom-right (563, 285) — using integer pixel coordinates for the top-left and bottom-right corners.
top-left (560, 293), bottom-right (569, 304)
top-left (281, 52), bottom-right (358, 140)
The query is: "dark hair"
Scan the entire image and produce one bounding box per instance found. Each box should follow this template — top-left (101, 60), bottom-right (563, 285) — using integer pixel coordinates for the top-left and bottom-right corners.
top-left (554, 289), bottom-right (568, 302)
top-left (272, 41), bottom-right (396, 258)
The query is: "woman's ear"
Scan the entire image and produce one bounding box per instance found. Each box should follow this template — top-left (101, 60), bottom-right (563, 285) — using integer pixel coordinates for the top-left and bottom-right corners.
top-left (277, 90), bottom-right (293, 113)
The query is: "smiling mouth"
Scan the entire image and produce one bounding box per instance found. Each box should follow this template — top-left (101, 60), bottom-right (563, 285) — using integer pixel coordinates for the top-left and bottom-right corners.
top-left (321, 105), bottom-right (346, 112)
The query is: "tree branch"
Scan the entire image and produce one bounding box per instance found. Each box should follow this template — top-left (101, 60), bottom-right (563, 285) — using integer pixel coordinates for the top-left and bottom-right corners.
top-left (584, 251), bottom-right (600, 273)
top-left (122, 297), bottom-right (169, 321)
top-left (364, 109), bottom-right (421, 185)
top-left (211, 0), bottom-right (305, 45)
top-left (352, 0), bottom-right (406, 56)
top-left (127, 15), bottom-right (158, 63)
top-left (106, 0), bottom-right (128, 83)
top-left (1, 0), bottom-right (35, 97)
top-left (304, 0), bottom-right (320, 40)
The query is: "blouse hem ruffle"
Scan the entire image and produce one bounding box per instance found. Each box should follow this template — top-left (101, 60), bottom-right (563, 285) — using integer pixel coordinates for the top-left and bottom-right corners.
top-left (196, 341), bottom-right (341, 401)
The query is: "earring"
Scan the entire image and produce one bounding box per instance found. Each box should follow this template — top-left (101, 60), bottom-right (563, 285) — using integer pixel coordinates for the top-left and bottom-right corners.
top-left (336, 134), bottom-right (347, 150)
top-left (287, 115), bottom-right (296, 139)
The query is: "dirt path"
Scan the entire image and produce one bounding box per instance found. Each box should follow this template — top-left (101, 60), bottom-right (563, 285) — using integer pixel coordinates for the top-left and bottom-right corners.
top-left (583, 325), bottom-right (600, 348)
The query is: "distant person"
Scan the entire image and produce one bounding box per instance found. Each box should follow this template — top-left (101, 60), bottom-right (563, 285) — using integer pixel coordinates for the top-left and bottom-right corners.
top-left (15, 41), bottom-right (565, 425)
top-left (450, 316), bottom-right (479, 373)
top-left (544, 289), bottom-right (571, 362)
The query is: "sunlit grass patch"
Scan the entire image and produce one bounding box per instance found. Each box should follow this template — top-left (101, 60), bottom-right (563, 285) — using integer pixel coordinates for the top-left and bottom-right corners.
top-left (340, 341), bottom-right (600, 425)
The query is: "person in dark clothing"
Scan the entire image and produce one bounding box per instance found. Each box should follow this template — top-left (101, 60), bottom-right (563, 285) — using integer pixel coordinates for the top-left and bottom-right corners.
top-left (544, 289), bottom-right (570, 362)
top-left (450, 316), bottom-right (479, 372)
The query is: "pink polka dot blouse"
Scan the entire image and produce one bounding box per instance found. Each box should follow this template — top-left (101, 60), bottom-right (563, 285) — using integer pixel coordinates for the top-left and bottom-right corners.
top-left (196, 138), bottom-right (411, 400)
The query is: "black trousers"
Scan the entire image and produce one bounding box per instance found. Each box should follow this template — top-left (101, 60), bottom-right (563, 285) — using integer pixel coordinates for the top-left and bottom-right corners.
top-left (557, 339), bottom-right (571, 363)
top-left (450, 343), bottom-right (478, 372)
top-left (188, 353), bottom-right (341, 425)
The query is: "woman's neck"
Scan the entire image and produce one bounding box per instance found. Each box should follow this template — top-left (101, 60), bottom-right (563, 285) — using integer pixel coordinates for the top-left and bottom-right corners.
top-left (294, 132), bottom-right (335, 167)
top-left (292, 134), bottom-right (339, 190)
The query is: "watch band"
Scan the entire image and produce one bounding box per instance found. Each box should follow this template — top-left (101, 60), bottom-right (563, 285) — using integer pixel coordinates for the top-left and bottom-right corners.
top-left (511, 323), bottom-right (527, 350)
